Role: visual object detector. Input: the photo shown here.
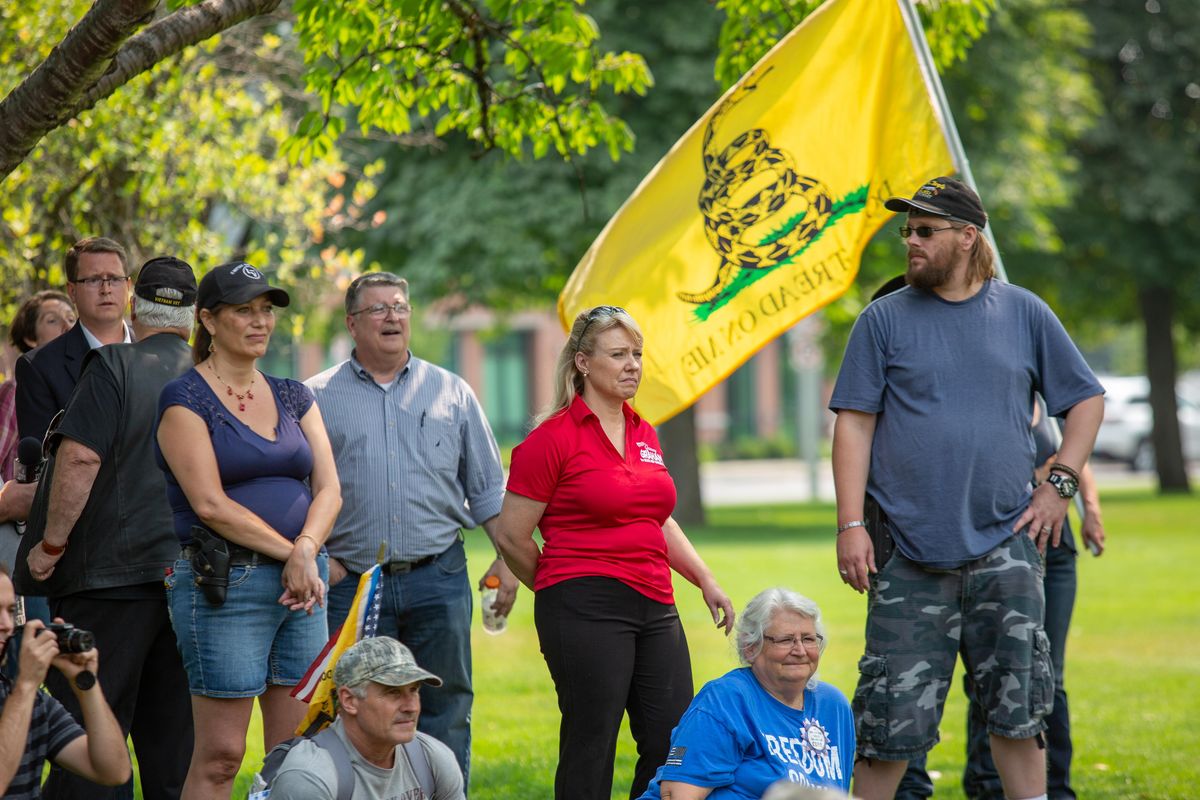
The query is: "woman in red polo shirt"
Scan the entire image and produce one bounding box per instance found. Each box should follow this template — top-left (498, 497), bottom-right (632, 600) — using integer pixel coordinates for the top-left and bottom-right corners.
top-left (496, 305), bottom-right (736, 800)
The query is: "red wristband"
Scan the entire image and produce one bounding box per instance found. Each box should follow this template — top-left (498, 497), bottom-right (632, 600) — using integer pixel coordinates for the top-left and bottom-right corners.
top-left (40, 540), bottom-right (66, 556)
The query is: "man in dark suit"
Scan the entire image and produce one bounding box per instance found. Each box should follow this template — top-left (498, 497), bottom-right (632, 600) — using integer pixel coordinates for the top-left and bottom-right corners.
top-left (7, 237), bottom-right (134, 708)
top-left (16, 237), bottom-right (133, 442)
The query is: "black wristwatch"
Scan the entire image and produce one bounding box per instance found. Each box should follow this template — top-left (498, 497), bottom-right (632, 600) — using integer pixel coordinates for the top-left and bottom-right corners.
top-left (1046, 471), bottom-right (1079, 499)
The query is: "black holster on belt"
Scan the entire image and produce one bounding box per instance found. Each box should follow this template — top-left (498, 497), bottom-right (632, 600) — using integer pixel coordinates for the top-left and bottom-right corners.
top-left (189, 525), bottom-right (230, 606)
top-left (864, 493), bottom-right (895, 571)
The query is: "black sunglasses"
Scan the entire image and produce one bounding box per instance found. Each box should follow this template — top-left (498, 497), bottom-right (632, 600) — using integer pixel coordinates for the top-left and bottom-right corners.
top-left (898, 224), bottom-right (961, 239)
top-left (578, 305), bottom-right (626, 342)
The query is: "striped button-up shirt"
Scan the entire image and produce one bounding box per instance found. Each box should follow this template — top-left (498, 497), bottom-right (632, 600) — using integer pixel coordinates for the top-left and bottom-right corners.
top-left (306, 353), bottom-right (505, 573)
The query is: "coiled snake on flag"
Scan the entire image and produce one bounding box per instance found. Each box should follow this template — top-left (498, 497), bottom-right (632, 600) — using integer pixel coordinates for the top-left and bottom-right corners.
top-left (679, 68), bottom-right (835, 305)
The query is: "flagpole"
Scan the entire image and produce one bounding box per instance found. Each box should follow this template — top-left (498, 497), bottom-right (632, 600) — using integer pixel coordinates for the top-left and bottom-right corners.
top-left (894, 0), bottom-right (1008, 282)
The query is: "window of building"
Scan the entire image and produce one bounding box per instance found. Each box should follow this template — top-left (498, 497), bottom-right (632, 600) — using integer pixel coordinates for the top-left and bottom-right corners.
top-left (482, 331), bottom-right (531, 446)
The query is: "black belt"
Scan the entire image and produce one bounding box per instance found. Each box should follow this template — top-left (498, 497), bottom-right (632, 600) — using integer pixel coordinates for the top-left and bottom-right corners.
top-left (381, 554), bottom-right (437, 575)
top-left (181, 542), bottom-right (278, 567)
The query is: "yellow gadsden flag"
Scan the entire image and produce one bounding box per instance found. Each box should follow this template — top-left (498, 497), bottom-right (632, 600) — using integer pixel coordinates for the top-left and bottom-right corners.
top-left (559, 0), bottom-right (953, 424)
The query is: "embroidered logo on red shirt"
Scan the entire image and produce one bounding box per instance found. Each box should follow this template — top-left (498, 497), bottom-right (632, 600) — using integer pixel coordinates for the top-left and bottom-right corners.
top-left (637, 441), bottom-right (664, 466)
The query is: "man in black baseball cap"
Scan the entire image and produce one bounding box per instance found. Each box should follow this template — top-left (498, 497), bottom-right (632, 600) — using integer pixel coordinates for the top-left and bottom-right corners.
top-left (17, 255), bottom-right (198, 798)
top-left (884, 175), bottom-right (988, 229)
top-left (196, 261), bottom-right (290, 311)
top-left (882, 176), bottom-right (993, 294)
top-left (831, 169), bottom-right (1105, 800)
top-left (134, 256), bottom-right (198, 307)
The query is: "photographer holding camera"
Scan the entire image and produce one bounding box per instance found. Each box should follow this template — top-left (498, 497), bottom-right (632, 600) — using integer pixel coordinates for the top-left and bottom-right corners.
top-left (0, 565), bottom-right (129, 796)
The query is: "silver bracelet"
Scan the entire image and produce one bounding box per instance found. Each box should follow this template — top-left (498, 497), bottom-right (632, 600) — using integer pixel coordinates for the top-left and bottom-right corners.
top-left (837, 520), bottom-right (867, 534)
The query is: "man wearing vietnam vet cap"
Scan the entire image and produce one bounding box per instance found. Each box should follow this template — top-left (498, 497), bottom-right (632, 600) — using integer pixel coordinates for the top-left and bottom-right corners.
top-left (829, 176), bottom-right (1105, 800)
top-left (270, 637), bottom-right (465, 799)
top-left (16, 255), bottom-right (198, 798)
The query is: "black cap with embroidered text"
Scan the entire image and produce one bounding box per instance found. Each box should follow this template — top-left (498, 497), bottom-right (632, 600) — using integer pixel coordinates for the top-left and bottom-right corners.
top-left (196, 261), bottom-right (290, 311)
top-left (885, 176), bottom-right (988, 228)
top-left (134, 256), bottom-right (197, 307)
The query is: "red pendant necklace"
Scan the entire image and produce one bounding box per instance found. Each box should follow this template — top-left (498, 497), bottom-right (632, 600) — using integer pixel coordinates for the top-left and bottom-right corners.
top-left (209, 361), bottom-right (255, 411)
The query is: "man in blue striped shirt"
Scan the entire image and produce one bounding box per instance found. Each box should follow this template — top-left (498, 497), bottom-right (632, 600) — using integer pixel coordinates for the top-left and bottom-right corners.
top-left (305, 272), bottom-right (517, 788)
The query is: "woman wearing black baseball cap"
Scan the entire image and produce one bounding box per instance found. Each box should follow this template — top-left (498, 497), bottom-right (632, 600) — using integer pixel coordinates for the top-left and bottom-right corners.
top-left (155, 261), bottom-right (342, 799)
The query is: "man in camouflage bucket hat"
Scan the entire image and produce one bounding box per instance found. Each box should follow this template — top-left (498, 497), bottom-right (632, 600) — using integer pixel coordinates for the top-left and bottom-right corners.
top-left (269, 637), bottom-right (464, 799)
top-left (827, 176), bottom-right (1105, 800)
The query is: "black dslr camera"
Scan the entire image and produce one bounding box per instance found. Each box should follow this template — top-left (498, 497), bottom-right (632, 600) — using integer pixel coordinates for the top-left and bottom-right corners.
top-left (44, 622), bottom-right (95, 654)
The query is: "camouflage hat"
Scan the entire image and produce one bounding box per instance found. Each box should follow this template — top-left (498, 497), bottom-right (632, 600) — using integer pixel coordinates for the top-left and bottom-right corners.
top-left (334, 637), bottom-right (443, 689)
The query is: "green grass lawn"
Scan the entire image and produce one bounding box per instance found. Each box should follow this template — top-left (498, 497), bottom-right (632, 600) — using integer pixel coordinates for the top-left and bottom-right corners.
top-left (216, 488), bottom-right (1198, 798)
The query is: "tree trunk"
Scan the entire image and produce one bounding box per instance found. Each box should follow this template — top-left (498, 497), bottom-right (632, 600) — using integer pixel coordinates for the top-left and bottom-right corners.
top-left (1139, 284), bottom-right (1191, 493)
top-left (660, 405), bottom-right (706, 526)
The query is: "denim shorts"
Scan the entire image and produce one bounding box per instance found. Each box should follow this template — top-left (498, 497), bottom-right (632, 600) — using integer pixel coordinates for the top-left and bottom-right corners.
top-left (165, 552), bottom-right (329, 698)
top-left (852, 532), bottom-right (1052, 760)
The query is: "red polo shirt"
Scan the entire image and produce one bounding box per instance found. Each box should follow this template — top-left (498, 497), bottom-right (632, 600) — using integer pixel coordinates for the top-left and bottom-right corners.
top-left (507, 395), bottom-right (677, 604)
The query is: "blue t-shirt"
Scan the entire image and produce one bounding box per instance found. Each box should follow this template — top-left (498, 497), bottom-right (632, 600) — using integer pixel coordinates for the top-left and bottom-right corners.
top-left (639, 668), bottom-right (854, 799)
top-left (156, 369), bottom-right (315, 544)
top-left (829, 280), bottom-right (1103, 568)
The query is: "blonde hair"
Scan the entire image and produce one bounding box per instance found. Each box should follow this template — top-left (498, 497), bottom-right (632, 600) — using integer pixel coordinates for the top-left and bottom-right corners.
top-left (967, 230), bottom-right (996, 283)
top-left (537, 306), bottom-right (643, 425)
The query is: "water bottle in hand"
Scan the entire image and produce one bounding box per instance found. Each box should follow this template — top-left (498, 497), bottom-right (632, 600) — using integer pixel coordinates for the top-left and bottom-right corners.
top-left (480, 574), bottom-right (507, 635)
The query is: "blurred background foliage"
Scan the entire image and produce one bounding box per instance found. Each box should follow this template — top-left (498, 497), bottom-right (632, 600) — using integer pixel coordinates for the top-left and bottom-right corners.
top-left (1, 0), bottom-right (1196, 380)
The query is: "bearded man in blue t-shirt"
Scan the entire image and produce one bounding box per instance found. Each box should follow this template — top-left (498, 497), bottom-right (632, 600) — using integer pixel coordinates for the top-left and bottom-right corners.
top-left (829, 177), bottom-right (1104, 800)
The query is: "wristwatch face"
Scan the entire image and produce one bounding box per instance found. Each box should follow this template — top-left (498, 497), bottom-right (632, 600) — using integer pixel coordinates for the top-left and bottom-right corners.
top-left (1048, 472), bottom-right (1078, 498)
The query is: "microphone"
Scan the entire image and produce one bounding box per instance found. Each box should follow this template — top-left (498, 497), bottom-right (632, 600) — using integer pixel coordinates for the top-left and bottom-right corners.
top-left (14, 437), bottom-right (42, 484)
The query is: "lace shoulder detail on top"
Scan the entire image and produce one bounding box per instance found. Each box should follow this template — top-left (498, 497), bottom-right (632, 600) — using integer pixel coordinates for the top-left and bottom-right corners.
top-left (164, 370), bottom-right (230, 431)
top-left (271, 376), bottom-right (315, 422)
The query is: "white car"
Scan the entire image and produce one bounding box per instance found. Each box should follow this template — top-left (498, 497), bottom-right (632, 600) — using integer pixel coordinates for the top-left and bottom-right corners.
top-left (1092, 375), bottom-right (1200, 470)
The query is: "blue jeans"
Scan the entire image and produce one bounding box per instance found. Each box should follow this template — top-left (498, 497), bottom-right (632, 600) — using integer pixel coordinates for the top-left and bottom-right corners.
top-left (327, 539), bottom-right (473, 786)
top-left (897, 540), bottom-right (1077, 800)
top-left (166, 554), bottom-right (329, 697)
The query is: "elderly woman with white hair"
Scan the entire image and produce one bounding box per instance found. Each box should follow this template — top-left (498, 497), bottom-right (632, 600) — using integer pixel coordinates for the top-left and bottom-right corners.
top-left (637, 588), bottom-right (855, 799)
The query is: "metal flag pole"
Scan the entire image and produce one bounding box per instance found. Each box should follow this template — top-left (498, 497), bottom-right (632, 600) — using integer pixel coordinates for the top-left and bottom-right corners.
top-left (894, 0), bottom-right (1008, 283)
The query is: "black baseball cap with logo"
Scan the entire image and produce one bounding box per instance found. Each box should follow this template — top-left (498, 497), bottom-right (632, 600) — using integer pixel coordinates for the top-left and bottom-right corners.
top-left (134, 256), bottom-right (197, 307)
top-left (196, 261), bottom-right (290, 311)
top-left (885, 176), bottom-right (988, 229)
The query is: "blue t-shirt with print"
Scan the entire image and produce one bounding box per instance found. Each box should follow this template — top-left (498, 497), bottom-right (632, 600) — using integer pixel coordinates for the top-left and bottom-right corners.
top-left (639, 668), bottom-right (854, 799)
top-left (829, 280), bottom-right (1103, 568)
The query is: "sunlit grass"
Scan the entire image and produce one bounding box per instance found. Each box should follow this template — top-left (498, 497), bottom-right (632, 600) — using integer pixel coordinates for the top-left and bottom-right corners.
top-left (174, 488), bottom-right (1198, 798)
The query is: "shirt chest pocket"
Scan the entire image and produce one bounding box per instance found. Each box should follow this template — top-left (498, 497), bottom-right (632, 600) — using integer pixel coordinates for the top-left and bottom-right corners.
top-left (421, 418), bottom-right (461, 474)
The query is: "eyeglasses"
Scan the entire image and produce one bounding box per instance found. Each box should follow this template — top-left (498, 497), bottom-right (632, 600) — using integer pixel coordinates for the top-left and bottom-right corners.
top-left (350, 302), bottom-right (412, 319)
top-left (898, 224), bottom-right (960, 239)
top-left (762, 633), bottom-right (824, 651)
top-left (70, 275), bottom-right (130, 289)
top-left (578, 305), bottom-right (626, 342)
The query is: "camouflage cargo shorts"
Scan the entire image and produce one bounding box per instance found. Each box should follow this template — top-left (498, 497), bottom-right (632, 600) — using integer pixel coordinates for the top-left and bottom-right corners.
top-left (852, 532), bottom-right (1053, 761)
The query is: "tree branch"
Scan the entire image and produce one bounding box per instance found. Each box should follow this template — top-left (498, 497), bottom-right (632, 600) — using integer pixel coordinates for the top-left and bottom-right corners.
top-left (0, 0), bottom-right (281, 183)
top-left (76, 0), bottom-right (283, 115)
top-left (0, 0), bottom-right (159, 180)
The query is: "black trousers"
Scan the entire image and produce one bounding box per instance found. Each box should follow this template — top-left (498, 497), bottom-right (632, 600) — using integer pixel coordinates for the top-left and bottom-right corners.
top-left (535, 577), bottom-right (693, 800)
top-left (42, 594), bottom-right (193, 800)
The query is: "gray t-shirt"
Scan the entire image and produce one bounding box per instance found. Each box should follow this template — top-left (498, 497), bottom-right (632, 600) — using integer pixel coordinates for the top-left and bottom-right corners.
top-left (830, 280), bottom-right (1102, 568)
top-left (269, 719), bottom-right (465, 800)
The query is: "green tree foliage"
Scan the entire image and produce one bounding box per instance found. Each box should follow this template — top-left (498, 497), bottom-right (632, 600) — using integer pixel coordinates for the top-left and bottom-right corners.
top-left (0, 1), bottom-right (376, 336)
top-left (289, 0), bottom-right (652, 164)
top-left (341, 0), bottom-right (723, 310)
top-left (1051, 0), bottom-right (1200, 491)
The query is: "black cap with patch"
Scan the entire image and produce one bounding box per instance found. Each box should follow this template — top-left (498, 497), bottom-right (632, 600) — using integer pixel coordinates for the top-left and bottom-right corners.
top-left (196, 261), bottom-right (290, 311)
top-left (134, 256), bottom-right (197, 307)
top-left (885, 176), bottom-right (988, 228)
